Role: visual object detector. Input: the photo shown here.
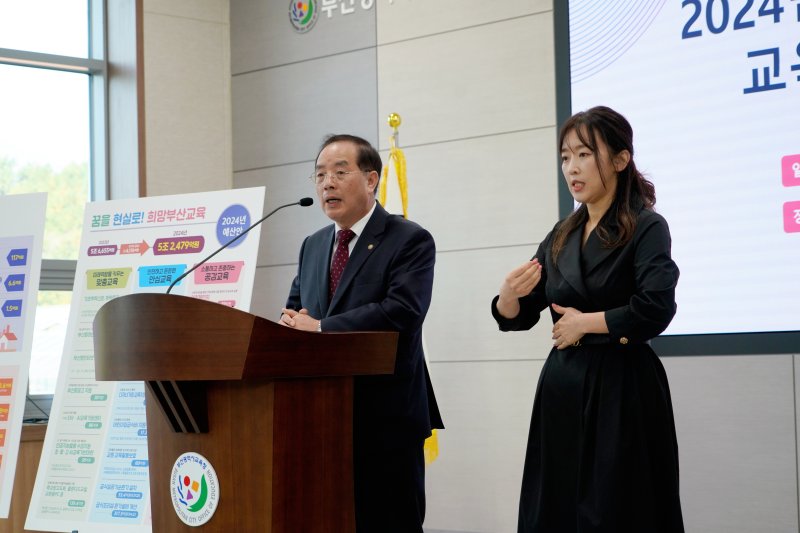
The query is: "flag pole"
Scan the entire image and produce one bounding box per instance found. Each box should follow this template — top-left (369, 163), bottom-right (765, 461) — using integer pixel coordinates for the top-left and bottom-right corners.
top-left (378, 113), bottom-right (439, 465)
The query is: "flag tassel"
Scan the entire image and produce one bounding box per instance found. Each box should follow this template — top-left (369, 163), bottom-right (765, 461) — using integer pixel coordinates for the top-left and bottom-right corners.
top-left (378, 113), bottom-right (439, 466)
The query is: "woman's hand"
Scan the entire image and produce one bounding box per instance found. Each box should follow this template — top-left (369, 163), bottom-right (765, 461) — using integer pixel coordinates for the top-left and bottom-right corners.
top-left (551, 303), bottom-right (585, 349)
top-left (496, 259), bottom-right (542, 319)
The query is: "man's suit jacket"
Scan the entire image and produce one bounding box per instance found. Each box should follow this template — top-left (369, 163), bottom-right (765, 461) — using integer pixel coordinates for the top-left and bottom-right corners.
top-left (286, 203), bottom-right (442, 446)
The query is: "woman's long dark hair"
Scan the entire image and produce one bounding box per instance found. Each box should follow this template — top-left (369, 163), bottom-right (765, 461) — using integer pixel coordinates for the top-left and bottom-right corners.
top-left (551, 106), bottom-right (656, 263)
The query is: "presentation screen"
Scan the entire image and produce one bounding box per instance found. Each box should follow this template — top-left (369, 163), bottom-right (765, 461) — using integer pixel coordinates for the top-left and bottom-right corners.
top-left (557, 1), bottom-right (799, 352)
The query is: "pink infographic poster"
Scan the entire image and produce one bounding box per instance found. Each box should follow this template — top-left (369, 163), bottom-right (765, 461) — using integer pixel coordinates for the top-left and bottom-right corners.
top-left (0, 192), bottom-right (46, 517)
top-left (26, 187), bottom-right (265, 533)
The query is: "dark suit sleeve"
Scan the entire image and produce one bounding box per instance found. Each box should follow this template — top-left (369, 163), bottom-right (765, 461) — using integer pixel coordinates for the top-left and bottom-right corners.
top-left (605, 213), bottom-right (679, 342)
top-left (491, 238), bottom-right (550, 331)
top-left (321, 226), bottom-right (435, 334)
top-left (285, 236), bottom-right (308, 312)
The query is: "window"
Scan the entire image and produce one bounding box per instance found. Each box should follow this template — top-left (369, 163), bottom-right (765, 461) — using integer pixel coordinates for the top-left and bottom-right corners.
top-left (0, 1), bottom-right (88, 57)
top-left (0, 0), bottom-right (107, 397)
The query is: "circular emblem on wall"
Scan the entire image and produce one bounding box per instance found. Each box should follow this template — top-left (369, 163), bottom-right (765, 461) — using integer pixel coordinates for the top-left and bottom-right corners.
top-left (170, 452), bottom-right (220, 527)
top-left (289, 0), bottom-right (319, 33)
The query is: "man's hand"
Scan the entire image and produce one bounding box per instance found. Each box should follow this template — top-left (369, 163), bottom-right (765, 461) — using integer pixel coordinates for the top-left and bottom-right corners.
top-left (280, 308), bottom-right (320, 332)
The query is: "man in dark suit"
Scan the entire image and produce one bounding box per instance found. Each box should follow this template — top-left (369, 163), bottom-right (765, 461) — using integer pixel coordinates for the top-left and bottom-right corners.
top-left (279, 134), bottom-right (442, 533)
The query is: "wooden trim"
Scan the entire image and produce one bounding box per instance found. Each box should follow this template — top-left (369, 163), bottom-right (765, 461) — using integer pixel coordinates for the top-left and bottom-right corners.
top-left (0, 425), bottom-right (48, 533)
top-left (19, 424), bottom-right (47, 443)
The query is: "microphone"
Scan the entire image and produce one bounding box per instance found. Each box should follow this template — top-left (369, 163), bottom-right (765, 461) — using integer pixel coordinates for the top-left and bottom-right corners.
top-left (166, 197), bottom-right (314, 294)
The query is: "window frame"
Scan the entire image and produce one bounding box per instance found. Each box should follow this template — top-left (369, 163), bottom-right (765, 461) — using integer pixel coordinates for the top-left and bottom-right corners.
top-left (0, 0), bottom-right (109, 238)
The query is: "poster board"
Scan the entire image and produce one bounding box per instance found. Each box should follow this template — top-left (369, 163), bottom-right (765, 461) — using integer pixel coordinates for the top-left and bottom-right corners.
top-left (0, 192), bottom-right (46, 517)
top-left (26, 187), bottom-right (265, 532)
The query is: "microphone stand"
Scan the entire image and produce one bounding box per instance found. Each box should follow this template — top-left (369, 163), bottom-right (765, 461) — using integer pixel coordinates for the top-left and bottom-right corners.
top-left (166, 198), bottom-right (312, 294)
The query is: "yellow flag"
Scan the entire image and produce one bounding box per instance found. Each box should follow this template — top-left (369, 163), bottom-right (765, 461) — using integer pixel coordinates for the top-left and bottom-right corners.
top-left (378, 114), bottom-right (439, 465)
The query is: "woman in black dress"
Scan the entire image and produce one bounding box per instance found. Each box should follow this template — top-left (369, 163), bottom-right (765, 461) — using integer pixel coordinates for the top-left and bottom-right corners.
top-left (492, 106), bottom-right (684, 532)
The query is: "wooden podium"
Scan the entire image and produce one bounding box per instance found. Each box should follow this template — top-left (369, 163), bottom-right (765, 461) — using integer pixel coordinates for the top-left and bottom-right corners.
top-left (93, 293), bottom-right (398, 532)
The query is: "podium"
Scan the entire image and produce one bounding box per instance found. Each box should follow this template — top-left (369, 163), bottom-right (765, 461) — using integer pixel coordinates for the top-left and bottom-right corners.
top-left (93, 293), bottom-right (398, 532)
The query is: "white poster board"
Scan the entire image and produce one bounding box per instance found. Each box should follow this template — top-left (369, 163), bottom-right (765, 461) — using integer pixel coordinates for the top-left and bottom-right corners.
top-left (0, 192), bottom-right (46, 517)
top-left (26, 187), bottom-right (265, 532)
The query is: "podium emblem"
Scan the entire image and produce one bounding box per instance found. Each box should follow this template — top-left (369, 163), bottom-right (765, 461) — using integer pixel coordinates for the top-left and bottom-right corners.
top-left (170, 452), bottom-right (220, 526)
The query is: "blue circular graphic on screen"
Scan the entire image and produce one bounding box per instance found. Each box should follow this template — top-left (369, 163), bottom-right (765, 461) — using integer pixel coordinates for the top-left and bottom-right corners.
top-left (216, 204), bottom-right (251, 248)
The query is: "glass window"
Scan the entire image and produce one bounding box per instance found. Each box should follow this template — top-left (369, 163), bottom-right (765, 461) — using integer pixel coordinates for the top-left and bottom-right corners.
top-left (1, 1), bottom-right (105, 398)
top-left (29, 291), bottom-right (71, 395)
top-left (0, 0), bottom-right (89, 58)
top-left (0, 65), bottom-right (89, 260)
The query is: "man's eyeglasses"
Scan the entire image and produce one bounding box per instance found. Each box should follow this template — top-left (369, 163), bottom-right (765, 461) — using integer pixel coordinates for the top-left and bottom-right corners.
top-left (309, 169), bottom-right (369, 185)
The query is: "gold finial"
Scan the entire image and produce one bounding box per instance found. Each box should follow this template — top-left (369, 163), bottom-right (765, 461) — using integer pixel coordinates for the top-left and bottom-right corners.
top-left (387, 113), bottom-right (402, 129)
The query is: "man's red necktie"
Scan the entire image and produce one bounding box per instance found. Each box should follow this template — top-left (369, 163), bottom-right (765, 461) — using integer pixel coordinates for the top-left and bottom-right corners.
top-left (329, 229), bottom-right (355, 300)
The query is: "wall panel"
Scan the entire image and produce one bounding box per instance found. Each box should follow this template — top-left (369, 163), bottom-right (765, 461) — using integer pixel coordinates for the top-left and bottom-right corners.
top-left (424, 360), bottom-right (541, 533)
top-left (236, 164), bottom-right (332, 267)
top-left (144, 8), bottom-right (232, 195)
top-left (251, 264), bottom-right (299, 319)
top-left (231, 1), bottom-right (376, 75)
top-left (426, 247), bottom-right (554, 363)
top-left (378, 129), bottom-right (559, 253)
top-left (232, 48), bottom-right (379, 171)
top-left (376, 14), bottom-right (555, 149)
top-left (143, 0), bottom-right (227, 23)
top-left (663, 355), bottom-right (798, 532)
top-left (795, 354), bottom-right (800, 532)
top-left (376, 0), bottom-right (551, 44)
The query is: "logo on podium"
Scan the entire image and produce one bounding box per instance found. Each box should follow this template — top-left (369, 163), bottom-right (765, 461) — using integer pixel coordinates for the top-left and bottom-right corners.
top-left (170, 452), bottom-right (220, 526)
